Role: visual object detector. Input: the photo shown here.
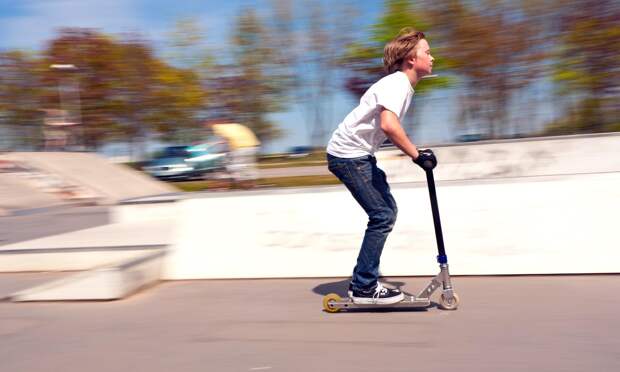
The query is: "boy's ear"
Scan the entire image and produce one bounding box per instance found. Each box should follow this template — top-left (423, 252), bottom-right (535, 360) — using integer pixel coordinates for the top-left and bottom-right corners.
top-left (407, 52), bottom-right (416, 67)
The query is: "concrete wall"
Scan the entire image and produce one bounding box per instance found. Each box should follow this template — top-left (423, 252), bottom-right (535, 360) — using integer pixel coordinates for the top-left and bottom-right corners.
top-left (159, 171), bottom-right (620, 279)
top-left (378, 133), bottom-right (620, 183)
top-left (155, 133), bottom-right (620, 279)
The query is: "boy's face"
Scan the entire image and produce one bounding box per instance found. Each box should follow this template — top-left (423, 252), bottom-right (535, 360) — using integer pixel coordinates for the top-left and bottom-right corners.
top-left (412, 39), bottom-right (434, 76)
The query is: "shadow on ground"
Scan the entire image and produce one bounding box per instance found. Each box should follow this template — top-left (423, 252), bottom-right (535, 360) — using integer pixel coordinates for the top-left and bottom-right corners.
top-left (312, 276), bottom-right (438, 312)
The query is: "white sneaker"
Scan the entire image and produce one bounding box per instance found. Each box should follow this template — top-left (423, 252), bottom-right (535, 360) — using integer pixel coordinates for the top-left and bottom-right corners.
top-left (350, 282), bottom-right (404, 305)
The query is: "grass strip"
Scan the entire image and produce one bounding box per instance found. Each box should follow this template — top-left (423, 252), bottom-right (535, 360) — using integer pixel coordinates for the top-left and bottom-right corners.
top-left (174, 174), bottom-right (340, 191)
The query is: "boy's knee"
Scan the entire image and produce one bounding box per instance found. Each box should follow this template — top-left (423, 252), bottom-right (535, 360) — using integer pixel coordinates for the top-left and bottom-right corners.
top-left (387, 208), bottom-right (397, 228)
top-left (370, 208), bottom-right (397, 232)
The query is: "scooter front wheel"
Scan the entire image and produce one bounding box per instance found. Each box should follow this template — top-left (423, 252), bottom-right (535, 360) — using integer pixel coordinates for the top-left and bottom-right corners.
top-left (322, 293), bottom-right (342, 313)
top-left (439, 293), bottom-right (460, 310)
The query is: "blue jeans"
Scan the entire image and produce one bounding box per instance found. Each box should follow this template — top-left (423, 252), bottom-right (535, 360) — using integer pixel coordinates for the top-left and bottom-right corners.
top-left (327, 153), bottom-right (398, 291)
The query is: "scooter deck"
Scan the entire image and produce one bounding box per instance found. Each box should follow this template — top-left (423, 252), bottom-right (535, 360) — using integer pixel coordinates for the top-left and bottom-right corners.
top-left (326, 295), bottom-right (431, 312)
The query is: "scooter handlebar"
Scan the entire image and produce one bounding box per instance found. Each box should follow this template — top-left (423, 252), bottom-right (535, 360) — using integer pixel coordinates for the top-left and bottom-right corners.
top-left (413, 149), bottom-right (437, 171)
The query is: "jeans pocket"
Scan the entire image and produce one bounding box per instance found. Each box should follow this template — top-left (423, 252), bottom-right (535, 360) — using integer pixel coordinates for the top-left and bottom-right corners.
top-left (352, 159), bottom-right (373, 184)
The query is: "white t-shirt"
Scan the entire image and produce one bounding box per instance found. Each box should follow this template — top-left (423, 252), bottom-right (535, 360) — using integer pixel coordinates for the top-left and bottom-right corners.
top-left (327, 71), bottom-right (414, 158)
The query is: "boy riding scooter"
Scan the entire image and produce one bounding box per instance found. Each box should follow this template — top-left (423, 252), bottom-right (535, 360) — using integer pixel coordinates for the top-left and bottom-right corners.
top-left (326, 28), bottom-right (443, 305)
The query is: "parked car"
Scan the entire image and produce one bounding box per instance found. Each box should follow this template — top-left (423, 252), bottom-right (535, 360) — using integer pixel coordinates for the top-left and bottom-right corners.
top-left (456, 134), bottom-right (486, 142)
top-left (287, 146), bottom-right (315, 158)
top-left (142, 142), bottom-right (227, 181)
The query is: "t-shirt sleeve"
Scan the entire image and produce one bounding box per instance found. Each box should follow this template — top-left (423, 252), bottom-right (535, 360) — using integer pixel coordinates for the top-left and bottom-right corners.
top-left (375, 78), bottom-right (409, 116)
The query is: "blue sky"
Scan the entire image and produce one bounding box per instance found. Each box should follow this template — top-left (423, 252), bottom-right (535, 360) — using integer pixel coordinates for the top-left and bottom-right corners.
top-left (0, 0), bottom-right (265, 51)
top-left (0, 0), bottom-right (556, 153)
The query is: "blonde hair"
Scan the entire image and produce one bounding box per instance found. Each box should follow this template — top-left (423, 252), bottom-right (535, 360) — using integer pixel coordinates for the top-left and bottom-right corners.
top-left (383, 28), bottom-right (426, 74)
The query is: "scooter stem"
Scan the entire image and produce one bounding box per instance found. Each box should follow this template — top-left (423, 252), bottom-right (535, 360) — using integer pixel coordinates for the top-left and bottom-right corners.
top-left (425, 169), bottom-right (447, 264)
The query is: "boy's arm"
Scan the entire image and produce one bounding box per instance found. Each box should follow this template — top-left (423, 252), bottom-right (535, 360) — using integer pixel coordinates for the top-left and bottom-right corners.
top-left (379, 107), bottom-right (420, 159)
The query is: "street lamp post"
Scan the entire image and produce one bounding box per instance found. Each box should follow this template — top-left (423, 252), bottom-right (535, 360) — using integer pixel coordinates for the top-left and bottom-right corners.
top-left (50, 64), bottom-right (82, 149)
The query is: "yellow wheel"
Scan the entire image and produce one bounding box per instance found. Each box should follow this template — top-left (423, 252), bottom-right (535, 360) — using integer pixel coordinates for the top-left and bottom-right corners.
top-left (439, 293), bottom-right (460, 310)
top-left (322, 293), bottom-right (342, 313)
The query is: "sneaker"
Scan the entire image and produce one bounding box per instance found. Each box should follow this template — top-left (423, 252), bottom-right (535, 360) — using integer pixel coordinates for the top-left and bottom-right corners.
top-left (350, 282), bottom-right (404, 305)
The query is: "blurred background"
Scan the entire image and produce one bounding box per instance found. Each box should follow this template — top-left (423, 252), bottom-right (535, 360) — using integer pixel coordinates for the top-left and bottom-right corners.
top-left (0, 0), bottom-right (619, 190)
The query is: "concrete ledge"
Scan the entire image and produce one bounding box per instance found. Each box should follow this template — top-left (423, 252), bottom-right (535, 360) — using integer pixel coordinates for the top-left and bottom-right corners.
top-left (0, 246), bottom-right (164, 272)
top-left (9, 249), bottom-right (165, 301)
top-left (0, 272), bottom-right (68, 300)
top-left (0, 219), bottom-right (174, 272)
top-left (377, 132), bottom-right (620, 183)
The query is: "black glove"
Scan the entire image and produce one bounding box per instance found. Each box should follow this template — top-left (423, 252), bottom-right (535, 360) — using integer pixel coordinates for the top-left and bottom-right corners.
top-left (413, 149), bottom-right (437, 171)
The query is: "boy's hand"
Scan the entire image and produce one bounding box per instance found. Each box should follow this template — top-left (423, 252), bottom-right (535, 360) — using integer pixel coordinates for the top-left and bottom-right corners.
top-left (413, 149), bottom-right (437, 170)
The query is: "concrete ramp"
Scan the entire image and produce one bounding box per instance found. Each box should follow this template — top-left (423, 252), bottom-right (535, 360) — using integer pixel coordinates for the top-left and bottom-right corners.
top-left (2, 152), bottom-right (177, 205)
top-left (0, 172), bottom-right (65, 215)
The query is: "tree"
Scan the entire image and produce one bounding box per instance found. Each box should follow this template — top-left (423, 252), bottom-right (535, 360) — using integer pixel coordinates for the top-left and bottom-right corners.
top-left (42, 28), bottom-right (206, 152)
top-left (42, 29), bottom-right (126, 149)
top-left (427, 0), bottom-right (547, 139)
top-left (342, 0), bottom-right (448, 96)
top-left (546, 0), bottom-right (620, 134)
top-left (210, 9), bottom-right (289, 142)
top-left (114, 35), bottom-right (205, 154)
top-left (308, 1), bottom-right (361, 146)
top-left (0, 51), bottom-right (45, 149)
top-left (166, 17), bottom-right (216, 77)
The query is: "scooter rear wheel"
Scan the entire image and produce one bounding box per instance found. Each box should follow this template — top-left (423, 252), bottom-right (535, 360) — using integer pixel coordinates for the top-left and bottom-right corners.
top-left (322, 293), bottom-right (342, 313)
top-left (439, 293), bottom-right (460, 310)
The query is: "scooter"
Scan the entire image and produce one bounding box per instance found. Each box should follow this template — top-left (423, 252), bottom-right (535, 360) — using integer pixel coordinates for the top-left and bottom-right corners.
top-left (322, 162), bottom-right (460, 312)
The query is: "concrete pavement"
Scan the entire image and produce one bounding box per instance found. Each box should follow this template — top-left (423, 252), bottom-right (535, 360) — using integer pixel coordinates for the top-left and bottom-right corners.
top-left (1, 275), bottom-right (619, 372)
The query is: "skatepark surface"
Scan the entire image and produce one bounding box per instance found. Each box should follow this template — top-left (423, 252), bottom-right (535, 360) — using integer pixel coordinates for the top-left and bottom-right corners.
top-left (1, 274), bottom-right (618, 372)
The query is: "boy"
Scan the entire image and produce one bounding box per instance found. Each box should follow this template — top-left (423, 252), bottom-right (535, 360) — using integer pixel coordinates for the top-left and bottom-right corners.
top-left (326, 29), bottom-right (438, 305)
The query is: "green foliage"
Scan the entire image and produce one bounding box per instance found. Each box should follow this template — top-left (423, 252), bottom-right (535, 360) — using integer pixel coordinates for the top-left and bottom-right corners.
top-left (0, 51), bottom-right (46, 148)
top-left (371, 0), bottom-right (431, 45)
top-left (39, 28), bottom-right (205, 150)
top-left (206, 9), bottom-right (289, 142)
top-left (427, 0), bottom-right (549, 138)
top-left (341, 0), bottom-right (449, 97)
top-left (548, 0), bottom-right (620, 134)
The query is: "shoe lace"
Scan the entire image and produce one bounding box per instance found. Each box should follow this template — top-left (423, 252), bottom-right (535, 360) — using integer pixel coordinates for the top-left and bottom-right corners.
top-left (372, 282), bottom-right (389, 300)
